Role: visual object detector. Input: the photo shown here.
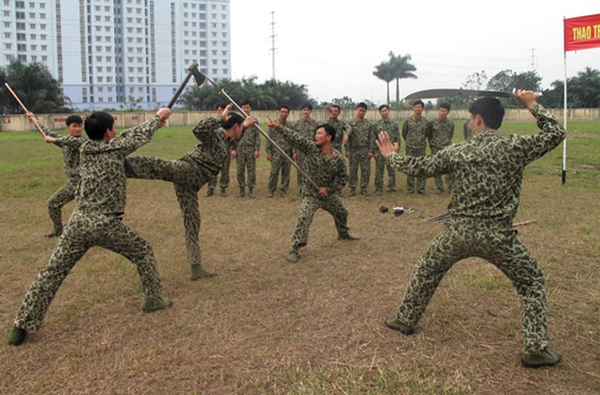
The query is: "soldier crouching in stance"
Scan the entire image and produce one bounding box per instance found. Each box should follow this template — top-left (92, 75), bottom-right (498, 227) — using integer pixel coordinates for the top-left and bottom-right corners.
top-left (376, 90), bottom-right (565, 368)
top-left (125, 104), bottom-right (256, 280)
top-left (266, 118), bottom-right (359, 263)
top-left (8, 107), bottom-right (173, 346)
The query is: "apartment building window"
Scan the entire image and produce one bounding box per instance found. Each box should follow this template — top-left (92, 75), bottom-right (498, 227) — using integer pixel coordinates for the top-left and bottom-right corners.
top-left (16, 11), bottom-right (25, 19)
top-left (17, 44), bottom-right (26, 51)
top-left (17, 33), bottom-right (26, 40)
top-left (16, 1), bottom-right (25, 8)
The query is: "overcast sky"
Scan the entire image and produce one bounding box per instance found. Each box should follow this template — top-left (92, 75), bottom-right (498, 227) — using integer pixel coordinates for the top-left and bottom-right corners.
top-left (230, 0), bottom-right (599, 104)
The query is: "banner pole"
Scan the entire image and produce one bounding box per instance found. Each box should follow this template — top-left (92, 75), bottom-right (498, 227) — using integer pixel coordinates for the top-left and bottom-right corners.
top-left (562, 17), bottom-right (568, 185)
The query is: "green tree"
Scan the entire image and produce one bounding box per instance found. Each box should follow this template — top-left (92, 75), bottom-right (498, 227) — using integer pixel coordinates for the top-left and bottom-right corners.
top-left (388, 52), bottom-right (417, 103)
top-left (487, 70), bottom-right (542, 108)
top-left (569, 67), bottom-right (600, 108)
top-left (179, 77), bottom-right (310, 111)
top-left (119, 95), bottom-right (143, 112)
top-left (0, 60), bottom-right (66, 114)
top-left (373, 60), bottom-right (394, 104)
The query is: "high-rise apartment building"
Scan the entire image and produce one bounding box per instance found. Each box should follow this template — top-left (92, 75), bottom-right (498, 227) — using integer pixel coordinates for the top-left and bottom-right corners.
top-left (0, 0), bottom-right (231, 110)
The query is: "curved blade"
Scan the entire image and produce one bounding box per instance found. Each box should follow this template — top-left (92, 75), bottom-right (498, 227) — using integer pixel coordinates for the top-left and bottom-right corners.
top-left (405, 89), bottom-right (513, 100)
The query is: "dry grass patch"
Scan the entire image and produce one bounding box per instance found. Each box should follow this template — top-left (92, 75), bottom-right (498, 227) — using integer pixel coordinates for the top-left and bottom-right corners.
top-left (1, 123), bottom-right (599, 394)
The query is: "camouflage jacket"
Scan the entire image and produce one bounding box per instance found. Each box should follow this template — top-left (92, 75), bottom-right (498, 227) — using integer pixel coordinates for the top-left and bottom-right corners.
top-left (388, 105), bottom-right (566, 221)
top-left (346, 118), bottom-right (376, 153)
top-left (267, 120), bottom-right (293, 158)
top-left (236, 116), bottom-right (260, 153)
top-left (293, 117), bottom-right (319, 144)
top-left (57, 115), bottom-right (162, 215)
top-left (374, 119), bottom-right (400, 155)
top-left (402, 116), bottom-right (429, 150)
top-left (326, 117), bottom-right (349, 151)
top-left (276, 125), bottom-right (347, 198)
top-left (182, 115), bottom-right (231, 180)
top-left (42, 125), bottom-right (86, 180)
top-left (427, 118), bottom-right (454, 150)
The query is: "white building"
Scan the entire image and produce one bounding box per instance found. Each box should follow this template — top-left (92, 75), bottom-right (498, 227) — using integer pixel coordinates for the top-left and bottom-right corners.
top-left (0, 0), bottom-right (231, 110)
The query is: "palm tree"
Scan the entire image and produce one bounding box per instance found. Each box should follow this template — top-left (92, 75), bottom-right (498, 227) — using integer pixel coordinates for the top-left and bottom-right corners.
top-left (388, 52), bottom-right (417, 103)
top-left (0, 60), bottom-right (65, 114)
top-left (373, 61), bottom-right (394, 104)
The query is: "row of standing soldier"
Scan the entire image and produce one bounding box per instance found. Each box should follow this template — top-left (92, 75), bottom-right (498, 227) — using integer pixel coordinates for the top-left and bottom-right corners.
top-left (203, 100), bottom-right (474, 201)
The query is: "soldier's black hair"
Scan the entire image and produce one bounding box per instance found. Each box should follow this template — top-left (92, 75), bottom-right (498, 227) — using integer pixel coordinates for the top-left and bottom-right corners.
top-left (412, 100), bottom-right (425, 107)
top-left (331, 104), bottom-right (341, 112)
top-left (221, 112), bottom-right (244, 130)
top-left (65, 115), bottom-right (83, 126)
top-left (301, 103), bottom-right (313, 111)
top-left (317, 124), bottom-right (336, 143)
top-left (357, 102), bottom-right (368, 110)
top-left (279, 105), bottom-right (290, 112)
top-left (215, 102), bottom-right (228, 110)
top-left (468, 97), bottom-right (504, 130)
top-left (84, 111), bottom-right (115, 140)
top-left (439, 103), bottom-right (451, 111)
top-left (240, 100), bottom-right (252, 108)
top-left (378, 104), bottom-right (389, 111)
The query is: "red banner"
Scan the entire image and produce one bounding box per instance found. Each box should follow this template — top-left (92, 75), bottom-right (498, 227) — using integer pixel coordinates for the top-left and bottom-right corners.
top-left (564, 14), bottom-right (600, 52)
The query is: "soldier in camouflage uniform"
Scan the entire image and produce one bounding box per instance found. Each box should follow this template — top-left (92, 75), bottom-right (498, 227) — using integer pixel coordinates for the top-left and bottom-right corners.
top-left (266, 118), bottom-right (359, 264)
top-left (463, 119), bottom-right (473, 141)
top-left (26, 113), bottom-right (85, 237)
top-left (293, 103), bottom-right (319, 195)
top-left (266, 105), bottom-right (293, 198)
top-left (233, 100), bottom-right (261, 198)
top-left (205, 103), bottom-right (234, 198)
top-left (125, 104), bottom-right (255, 281)
top-left (402, 100), bottom-right (429, 195)
top-left (373, 104), bottom-right (400, 195)
top-left (325, 104), bottom-right (349, 153)
top-left (377, 91), bottom-right (565, 368)
top-left (344, 102), bottom-right (376, 196)
top-left (427, 103), bottom-right (454, 194)
top-left (8, 108), bottom-right (173, 347)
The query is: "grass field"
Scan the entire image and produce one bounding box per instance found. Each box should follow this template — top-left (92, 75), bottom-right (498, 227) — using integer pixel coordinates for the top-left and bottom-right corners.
top-left (1, 119), bottom-right (599, 394)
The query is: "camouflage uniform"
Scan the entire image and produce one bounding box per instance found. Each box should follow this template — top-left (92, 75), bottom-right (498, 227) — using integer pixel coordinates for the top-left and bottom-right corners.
top-left (42, 125), bottom-right (86, 235)
top-left (463, 119), bottom-right (473, 141)
top-left (402, 115), bottom-right (429, 194)
top-left (126, 116), bottom-right (229, 273)
top-left (293, 117), bottom-right (318, 193)
top-left (387, 105), bottom-right (566, 355)
top-left (346, 118), bottom-right (376, 193)
top-left (235, 119), bottom-right (260, 191)
top-left (13, 116), bottom-right (165, 332)
top-left (326, 117), bottom-right (349, 154)
top-left (374, 119), bottom-right (400, 194)
top-left (267, 120), bottom-right (293, 195)
top-left (427, 118), bottom-right (454, 193)
top-left (275, 125), bottom-right (350, 252)
top-left (206, 128), bottom-right (235, 194)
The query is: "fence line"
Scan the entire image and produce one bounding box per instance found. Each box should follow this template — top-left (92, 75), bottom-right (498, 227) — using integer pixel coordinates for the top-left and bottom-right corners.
top-left (2, 108), bottom-right (599, 132)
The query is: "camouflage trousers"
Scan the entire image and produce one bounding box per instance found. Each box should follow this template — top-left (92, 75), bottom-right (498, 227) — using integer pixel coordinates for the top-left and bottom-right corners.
top-left (430, 147), bottom-right (453, 193)
top-left (47, 178), bottom-right (78, 232)
top-left (292, 195), bottom-right (349, 250)
top-left (374, 156), bottom-right (396, 193)
top-left (126, 156), bottom-right (213, 269)
top-left (14, 210), bottom-right (162, 332)
top-left (348, 151), bottom-right (371, 190)
top-left (236, 149), bottom-right (256, 188)
top-left (405, 147), bottom-right (426, 194)
top-left (268, 154), bottom-right (291, 193)
top-left (207, 155), bottom-right (231, 191)
top-left (393, 217), bottom-right (549, 355)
